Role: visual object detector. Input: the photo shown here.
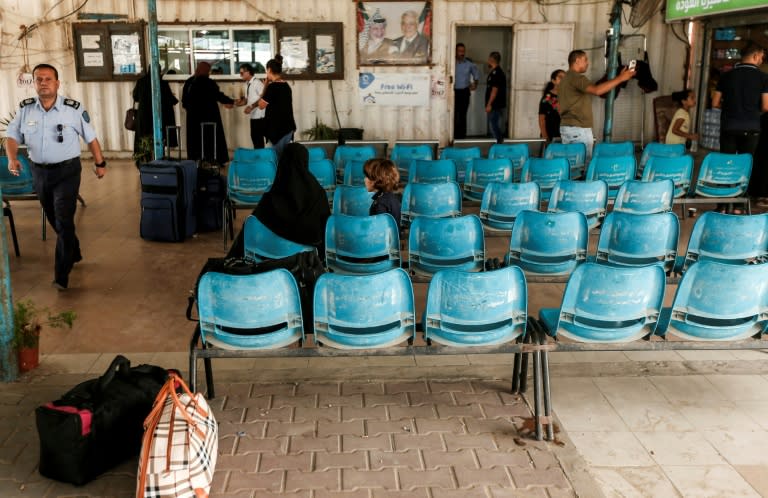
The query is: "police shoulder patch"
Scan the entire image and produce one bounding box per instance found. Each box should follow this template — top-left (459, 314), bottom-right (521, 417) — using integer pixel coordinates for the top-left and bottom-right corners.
top-left (63, 98), bottom-right (81, 109)
top-left (82, 110), bottom-right (91, 123)
top-left (19, 97), bottom-right (36, 108)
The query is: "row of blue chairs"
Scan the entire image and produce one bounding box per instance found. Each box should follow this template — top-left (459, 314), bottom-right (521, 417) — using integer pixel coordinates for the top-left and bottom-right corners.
top-left (242, 210), bottom-right (768, 280)
top-left (197, 258), bottom-right (768, 353)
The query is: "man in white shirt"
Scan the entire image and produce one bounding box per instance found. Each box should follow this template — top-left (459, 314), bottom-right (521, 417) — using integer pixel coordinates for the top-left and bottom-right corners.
top-left (236, 63), bottom-right (266, 148)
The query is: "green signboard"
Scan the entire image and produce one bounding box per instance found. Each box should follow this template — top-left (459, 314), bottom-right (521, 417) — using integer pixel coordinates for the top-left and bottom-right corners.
top-left (666, 0), bottom-right (768, 21)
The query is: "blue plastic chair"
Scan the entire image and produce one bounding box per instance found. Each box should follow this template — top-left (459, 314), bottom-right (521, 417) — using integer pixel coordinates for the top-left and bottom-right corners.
top-left (638, 142), bottom-right (686, 176)
top-left (613, 180), bottom-right (674, 215)
top-left (401, 182), bottom-right (462, 227)
top-left (0, 156), bottom-right (34, 194)
top-left (391, 143), bottom-right (433, 177)
top-left (332, 185), bottom-right (373, 216)
top-left (593, 141), bottom-right (634, 158)
top-left (224, 159), bottom-right (277, 243)
top-left (676, 212), bottom-right (768, 274)
top-left (539, 263), bottom-right (666, 342)
top-left (243, 215), bottom-right (316, 262)
top-left (544, 142), bottom-right (587, 180)
top-left (307, 146), bottom-right (328, 161)
top-left (693, 152), bottom-right (752, 198)
top-left (488, 143), bottom-right (529, 181)
top-left (313, 268), bottom-right (416, 348)
top-left (308, 159), bottom-right (336, 201)
top-left (408, 215), bottom-right (485, 278)
top-left (659, 261), bottom-right (768, 341)
top-left (507, 210), bottom-right (588, 276)
top-left (333, 145), bottom-right (376, 180)
top-left (325, 214), bottom-right (401, 275)
top-left (233, 147), bottom-right (278, 165)
top-left (424, 267), bottom-right (528, 346)
top-left (197, 269), bottom-right (304, 349)
top-left (463, 158), bottom-right (514, 202)
top-left (585, 155), bottom-right (637, 198)
top-left (521, 158), bottom-right (569, 202)
top-left (479, 182), bottom-right (540, 233)
top-left (343, 160), bottom-right (366, 186)
top-left (641, 155), bottom-right (694, 198)
top-left (440, 146), bottom-right (482, 182)
top-left (595, 212), bottom-right (679, 272)
top-left (408, 159), bottom-right (458, 184)
top-left (548, 180), bottom-right (608, 230)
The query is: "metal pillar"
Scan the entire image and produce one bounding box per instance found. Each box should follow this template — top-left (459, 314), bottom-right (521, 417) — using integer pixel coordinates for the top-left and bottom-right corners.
top-left (148, 0), bottom-right (164, 160)
top-left (603, 0), bottom-right (623, 143)
top-left (0, 185), bottom-right (17, 381)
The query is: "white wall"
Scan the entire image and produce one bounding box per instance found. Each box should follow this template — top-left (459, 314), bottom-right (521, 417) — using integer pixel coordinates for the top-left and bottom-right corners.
top-left (0, 0), bottom-right (689, 154)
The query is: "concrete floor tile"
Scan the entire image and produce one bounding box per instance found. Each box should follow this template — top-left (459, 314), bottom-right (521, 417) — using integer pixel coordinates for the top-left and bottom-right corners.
top-left (703, 431), bottom-right (768, 466)
top-left (568, 432), bottom-right (655, 467)
top-left (634, 431), bottom-right (724, 465)
top-left (674, 350), bottom-right (739, 361)
top-left (663, 465), bottom-right (761, 498)
top-left (650, 376), bottom-right (725, 404)
top-left (413, 355), bottom-right (470, 366)
top-left (593, 376), bottom-right (668, 404)
top-left (704, 374), bottom-right (768, 401)
top-left (734, 465), bottom-right (768, 497)
top-left (676, 401), bottom-right (761, 432)
top-left (734, 400), bottom-right (768, 431)
top-left (610, 401), bottom-right (694, 432)
top-left (589, 466), bottom-right (681, 498)
top-left (38, 353), bottom-right (100, 373)
top-left (621, 350), bottom-right (685, 362)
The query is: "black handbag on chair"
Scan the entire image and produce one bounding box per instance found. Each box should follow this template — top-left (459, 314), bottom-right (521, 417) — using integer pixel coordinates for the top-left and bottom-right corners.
top-left (35, 355), bottom-right (170, 485)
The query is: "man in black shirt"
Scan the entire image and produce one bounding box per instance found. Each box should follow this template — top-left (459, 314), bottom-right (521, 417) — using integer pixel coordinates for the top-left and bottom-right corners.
top-left (485, 51), bottom-right (506, 144)
top-left (712, 44), bottom-right (768, 200)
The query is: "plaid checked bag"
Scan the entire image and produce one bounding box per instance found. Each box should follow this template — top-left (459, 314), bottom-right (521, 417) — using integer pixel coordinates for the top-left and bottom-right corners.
top-left (137, 373), bottom-right (218, 498)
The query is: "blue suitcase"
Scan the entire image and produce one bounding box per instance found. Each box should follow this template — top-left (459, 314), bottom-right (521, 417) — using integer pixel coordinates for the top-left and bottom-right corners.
top-left (140, 160), bottom-right (197, 241)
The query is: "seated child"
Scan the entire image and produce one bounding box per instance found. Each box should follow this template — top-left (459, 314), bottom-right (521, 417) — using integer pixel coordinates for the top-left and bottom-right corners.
top-left (363, 158), bottom-right (402, 229)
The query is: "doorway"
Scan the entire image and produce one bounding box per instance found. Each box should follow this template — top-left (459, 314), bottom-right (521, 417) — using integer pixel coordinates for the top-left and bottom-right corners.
top-left (454, 26), bottom-right (513, 139)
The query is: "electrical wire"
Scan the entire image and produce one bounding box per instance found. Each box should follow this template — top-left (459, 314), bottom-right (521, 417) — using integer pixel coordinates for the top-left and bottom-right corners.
top-left (670, 21), bottom-right (691, 47)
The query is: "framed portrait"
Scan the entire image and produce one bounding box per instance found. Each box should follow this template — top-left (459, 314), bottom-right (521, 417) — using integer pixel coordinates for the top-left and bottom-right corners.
top-left (356, 1), bottom-right (432, 66)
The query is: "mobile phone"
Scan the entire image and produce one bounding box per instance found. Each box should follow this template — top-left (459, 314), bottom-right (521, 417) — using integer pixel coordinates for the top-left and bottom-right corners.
top-left (628, 59), bottom-right (637, 70)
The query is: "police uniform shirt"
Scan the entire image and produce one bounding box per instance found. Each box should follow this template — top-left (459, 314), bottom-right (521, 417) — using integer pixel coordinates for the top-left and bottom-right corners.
top-left (245, 77), bottom-right (265, 120)
top-left (6, 95), bottom-right (97, 164)
top-left (455, 58), bottom-right (480, 90)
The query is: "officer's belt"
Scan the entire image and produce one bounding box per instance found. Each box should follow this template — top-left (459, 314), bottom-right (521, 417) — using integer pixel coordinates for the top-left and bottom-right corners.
top-left (32, 157), bottom-right (79, 170)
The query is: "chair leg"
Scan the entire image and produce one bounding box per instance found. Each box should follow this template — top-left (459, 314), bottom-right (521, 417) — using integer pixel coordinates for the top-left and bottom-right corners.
top-left (4, 207), bottom-right (20, 257)
top-left (204, 356), bottom-right (215, 399)
top-left (532, 347), bottom-right (543, 441)
top-left (541, 349), bottom-right (554, 441)
top-left (511, 351), bottom-right (522, 393)
top-left (519, 335), bottom-right (530, 393)
top-left (222, 202), bottom-right (229, 251)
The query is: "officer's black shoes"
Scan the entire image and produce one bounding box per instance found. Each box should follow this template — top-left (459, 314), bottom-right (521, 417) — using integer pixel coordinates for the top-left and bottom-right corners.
top-left (51, 279), bottom-right (68, 291)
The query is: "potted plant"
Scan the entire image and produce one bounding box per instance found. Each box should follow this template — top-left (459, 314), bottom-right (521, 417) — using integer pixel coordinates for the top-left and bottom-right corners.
top-left (13, 300), bottom-right (76, 372)
top-left (302, 118), bottom-right (338, 141)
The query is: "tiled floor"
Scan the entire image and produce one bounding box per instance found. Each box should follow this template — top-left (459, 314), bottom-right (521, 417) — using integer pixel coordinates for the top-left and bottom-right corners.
top-left (3, 159), bottom-right (768, 497)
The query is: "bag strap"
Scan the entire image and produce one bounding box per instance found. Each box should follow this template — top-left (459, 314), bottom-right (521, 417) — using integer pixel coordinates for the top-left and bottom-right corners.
top-left (97, 355), bottom-right (131, 392)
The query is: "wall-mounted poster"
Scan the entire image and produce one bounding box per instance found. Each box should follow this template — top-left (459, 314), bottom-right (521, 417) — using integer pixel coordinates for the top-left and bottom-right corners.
top-left (356, 1), bottom-right (432, 66)
top-left (359, 72), bottom-right (430, 106)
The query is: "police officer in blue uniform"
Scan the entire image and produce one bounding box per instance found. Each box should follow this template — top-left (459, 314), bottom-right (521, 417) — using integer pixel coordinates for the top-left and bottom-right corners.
top-left (5, 63), bottom-right (106, 290)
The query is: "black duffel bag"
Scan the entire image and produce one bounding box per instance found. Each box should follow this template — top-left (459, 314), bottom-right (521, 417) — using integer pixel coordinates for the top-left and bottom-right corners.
top-left (35, 355), bottom-right (170, 485)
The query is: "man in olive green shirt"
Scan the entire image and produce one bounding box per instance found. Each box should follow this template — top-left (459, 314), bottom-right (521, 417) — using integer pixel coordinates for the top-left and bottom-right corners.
top-left (559, 50), bottom-right (635, 161)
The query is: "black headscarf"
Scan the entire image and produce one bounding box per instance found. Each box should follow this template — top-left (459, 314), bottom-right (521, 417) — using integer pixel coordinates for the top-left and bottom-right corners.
top-left (254, 142), bottom-right (330, 247)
